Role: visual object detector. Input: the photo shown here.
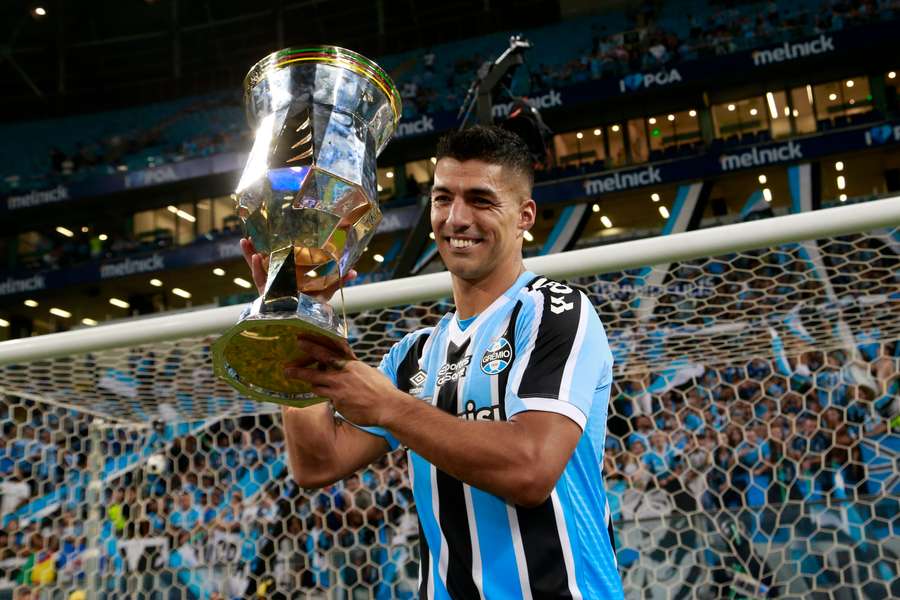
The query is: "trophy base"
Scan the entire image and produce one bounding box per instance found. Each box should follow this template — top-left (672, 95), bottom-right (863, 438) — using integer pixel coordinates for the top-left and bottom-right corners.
top-left (211, 294), bottom-right (346, 407)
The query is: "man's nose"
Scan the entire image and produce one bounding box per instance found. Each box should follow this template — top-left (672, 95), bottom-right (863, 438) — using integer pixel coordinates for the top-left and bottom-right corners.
top-left (445, 197), bottom-right (473, 229)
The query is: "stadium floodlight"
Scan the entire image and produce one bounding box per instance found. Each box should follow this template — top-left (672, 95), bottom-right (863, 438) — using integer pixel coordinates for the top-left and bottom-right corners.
top-left (651, 193), bottom-right (660, 202)
top-left (49, 308), bottom-right (72, 319)
top-left (837, 176), bottom-right (846, 190)
top-left (233, 277), bottom-right (252, 289)
top-left (601, 216), bottom-right (613, 228)
top-left (24, 299), bottom-right (38, 308)
top-left (213, 268), bottom-right (226, 276)
top-left (835, 161), bottom-right (844, 171)
top-left (81, 318), bottom-right (98, 326)
top-left (659, 206), bottom-right (670, 218)
top-left (0, 318), bottom-right (9, 327)
top-left (688, 109), bottom-right (697, 117)
top-left (763, 188), bottom-right (773, 202)
top-left (592, 204), bottom-right (600, 213)
top-left (109, 298), bottom-right (129, 309)
top-left (56, 226), bottom-right (74, 237)
top-left (758, 174), bottom-right (767, 184)
top-left (523, 231), bottom-right (534, 242)
top-left (172, 288), bottom-right (191, 299)
top-left (373, 254), bottom-right (385, 263)
top-left (98, 233), bottom-right (108, 241)
top-left (150, 278), bottom-right (163, 287)
top-left (386, 171), bottom-right (394, 178)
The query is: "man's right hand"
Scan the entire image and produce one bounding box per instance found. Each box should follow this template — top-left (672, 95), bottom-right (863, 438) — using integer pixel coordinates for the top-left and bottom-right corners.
top-left (240, 237), bottom-right (357, 300)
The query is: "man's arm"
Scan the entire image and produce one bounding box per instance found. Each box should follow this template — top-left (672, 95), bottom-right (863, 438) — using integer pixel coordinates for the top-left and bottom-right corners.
top-left (286, 350), bottom-right (582, 507)
top-left (281, 403), bottom-right (389, 489)
top-left (380, 388), bottom-right (582, 507)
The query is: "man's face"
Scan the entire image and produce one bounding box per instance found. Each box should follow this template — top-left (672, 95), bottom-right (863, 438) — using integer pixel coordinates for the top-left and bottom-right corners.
top-left (431, 158), bottom-right (535, 282)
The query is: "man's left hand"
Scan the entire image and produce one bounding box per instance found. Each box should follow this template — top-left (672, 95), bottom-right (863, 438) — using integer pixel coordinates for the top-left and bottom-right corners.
top-left (283, 335), bottom-right (402, 427)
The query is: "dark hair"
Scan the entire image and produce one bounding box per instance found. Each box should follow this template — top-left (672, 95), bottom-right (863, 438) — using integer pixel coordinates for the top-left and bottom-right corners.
top-left (435, 125), bottom-right (534, 191)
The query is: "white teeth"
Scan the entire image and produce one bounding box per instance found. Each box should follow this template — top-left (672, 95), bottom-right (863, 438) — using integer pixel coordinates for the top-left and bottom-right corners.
top-left (449, 238), bottom-right (477, 248)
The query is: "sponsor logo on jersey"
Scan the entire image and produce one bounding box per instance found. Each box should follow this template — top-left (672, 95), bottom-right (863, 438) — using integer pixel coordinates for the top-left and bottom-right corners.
top-left (458, 399), bottom-right (501, 421)
top-left (481, 337), bottom-right (512, 375)
top-left (436, 356), bottom-right (470, 386)
top-left (409, 369), bottom-right (427, 395)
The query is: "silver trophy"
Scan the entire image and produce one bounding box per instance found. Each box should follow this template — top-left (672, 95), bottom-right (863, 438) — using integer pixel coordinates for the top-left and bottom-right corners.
top-left (212, 47), bottom-right (401, 406)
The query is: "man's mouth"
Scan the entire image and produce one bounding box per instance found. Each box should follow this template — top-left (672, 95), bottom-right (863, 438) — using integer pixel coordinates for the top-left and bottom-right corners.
top-left (447, 237), bottom-right (481, 249)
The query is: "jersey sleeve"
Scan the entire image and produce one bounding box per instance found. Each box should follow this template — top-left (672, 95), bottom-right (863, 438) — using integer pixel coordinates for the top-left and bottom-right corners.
top-left (339, 329), bottom-right (431, 451)
top-left (504, 283), bottom-right (613, 431)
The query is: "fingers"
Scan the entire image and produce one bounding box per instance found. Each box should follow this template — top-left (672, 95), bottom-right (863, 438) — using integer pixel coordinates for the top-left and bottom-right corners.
top-left (297, 333), bottom-right (355, 360)
top-left (251, 254), bottom-right (267, 294)
top-left (240, 238), bottom-right (268, 295)
top-left (283, 364), bottom-right (333, 385)
top-left (240, 238), bottom-right (256, 268)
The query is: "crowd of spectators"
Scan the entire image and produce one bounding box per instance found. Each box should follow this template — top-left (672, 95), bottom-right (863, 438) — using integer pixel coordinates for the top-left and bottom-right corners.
top-left (5, 0), bottom-right (899, 200)
top-left (603, 345), bottom-right (899, 517)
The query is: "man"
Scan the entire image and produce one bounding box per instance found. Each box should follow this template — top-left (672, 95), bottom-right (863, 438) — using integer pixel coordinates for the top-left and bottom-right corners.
top-left (242, 125), bottom-right (623, 599)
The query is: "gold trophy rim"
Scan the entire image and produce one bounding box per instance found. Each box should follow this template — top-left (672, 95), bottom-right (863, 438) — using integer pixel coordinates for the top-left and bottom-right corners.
top-left (211, 312), bottom-right (346, 408)
top-left (242, 45), bottom-right (402, 128)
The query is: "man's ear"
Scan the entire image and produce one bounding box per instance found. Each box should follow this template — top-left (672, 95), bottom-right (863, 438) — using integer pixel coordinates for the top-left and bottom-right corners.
top-left (519, 197), bottom-right (537, 234)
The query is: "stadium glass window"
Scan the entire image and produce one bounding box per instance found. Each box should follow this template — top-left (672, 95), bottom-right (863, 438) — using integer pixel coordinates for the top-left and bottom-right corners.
top-left (627, 119), bottom-right (649, 164)
top-left (213, 195), bottom-right (238, 233)
top-left (790, 85), bottom-right (817, 135)
top-left (553, 130), bottom-right (605, 167)
top-left (766, 91), bottom-right (791, 140)
top-left (404, 158), bottom-right (435, 198)
top-left (812, 77), bottom-right (872, 125)
top-left (646, 110), bottom-right (701, 154)
top-left (712, 96), bottom-right (768, 141)
top-left (376, 167), bottom-right (396, 201)
top-left (607, 124), bottom-right (627, 167)
top-left (703, 169), bottom-right (791, 221)
top-left (819, 155), bottom-right (888, 204)
top-left (885, 70), bottom-right (900, 110)
top-left (195, 198), bottom-right (214, 237)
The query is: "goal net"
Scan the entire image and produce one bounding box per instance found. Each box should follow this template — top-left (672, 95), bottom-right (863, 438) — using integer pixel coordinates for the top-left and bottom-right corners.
top-left (1, 198), bottom-right (899, 599)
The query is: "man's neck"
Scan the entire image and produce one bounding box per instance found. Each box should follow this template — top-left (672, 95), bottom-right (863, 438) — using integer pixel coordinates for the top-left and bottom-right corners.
top-left (451, 260), bottom-right (526, 320)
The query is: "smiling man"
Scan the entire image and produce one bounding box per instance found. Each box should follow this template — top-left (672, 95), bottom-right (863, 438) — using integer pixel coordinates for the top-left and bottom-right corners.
top-left (262, 125), bottom-right (622, 599)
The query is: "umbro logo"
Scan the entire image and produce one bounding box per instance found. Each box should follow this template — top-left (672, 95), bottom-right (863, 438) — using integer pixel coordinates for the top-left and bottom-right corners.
top-left (409, 369), bottom-right (427, 395)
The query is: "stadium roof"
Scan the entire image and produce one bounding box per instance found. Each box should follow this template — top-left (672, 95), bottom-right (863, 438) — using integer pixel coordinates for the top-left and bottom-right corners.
top-left (0, 0), bottom-right (561, 121)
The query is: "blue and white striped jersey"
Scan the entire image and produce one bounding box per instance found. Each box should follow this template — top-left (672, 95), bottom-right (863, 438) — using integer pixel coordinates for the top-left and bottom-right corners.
top-left (370, 270), bottom-right (623, 600)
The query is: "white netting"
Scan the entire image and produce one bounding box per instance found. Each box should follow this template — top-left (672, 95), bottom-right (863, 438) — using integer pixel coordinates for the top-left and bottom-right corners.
top-left (1, 219), bottom-right (899, 599)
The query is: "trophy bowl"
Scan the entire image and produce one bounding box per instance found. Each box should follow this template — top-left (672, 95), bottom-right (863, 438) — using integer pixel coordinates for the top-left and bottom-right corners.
top-left (212, 46), bottom-right (401, 407)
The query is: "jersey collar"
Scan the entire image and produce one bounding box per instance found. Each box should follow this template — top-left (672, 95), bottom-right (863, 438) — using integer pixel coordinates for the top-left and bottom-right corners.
top-left (447, 270), bottom-right (535, 346)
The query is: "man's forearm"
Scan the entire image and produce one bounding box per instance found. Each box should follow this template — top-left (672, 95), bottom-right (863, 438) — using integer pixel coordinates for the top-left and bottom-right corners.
top-left (380, 390), bottom-right (568, 506)
top-left (282, 405), bottom-right (334, 485)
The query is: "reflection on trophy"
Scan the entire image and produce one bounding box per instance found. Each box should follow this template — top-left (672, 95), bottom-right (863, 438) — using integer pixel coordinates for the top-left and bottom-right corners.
top-left (212, 47), bottom-right (401, 406)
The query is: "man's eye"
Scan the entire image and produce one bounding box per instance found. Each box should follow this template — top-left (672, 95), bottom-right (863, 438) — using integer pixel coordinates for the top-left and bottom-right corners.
top-left (432, 196), bottom-right (450, 204)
